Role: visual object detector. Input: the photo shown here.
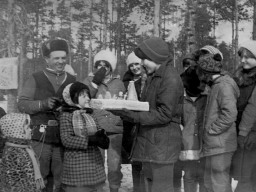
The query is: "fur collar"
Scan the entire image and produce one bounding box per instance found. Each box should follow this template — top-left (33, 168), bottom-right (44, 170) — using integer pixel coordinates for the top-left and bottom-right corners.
top-left (234, 66), bottom-right (256, 86)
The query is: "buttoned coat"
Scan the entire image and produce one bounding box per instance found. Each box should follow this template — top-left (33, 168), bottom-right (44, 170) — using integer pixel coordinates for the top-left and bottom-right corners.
top-left (129, 59), bottom-right (184, 164)
top-left (60, 112), bottom-right (106, 186)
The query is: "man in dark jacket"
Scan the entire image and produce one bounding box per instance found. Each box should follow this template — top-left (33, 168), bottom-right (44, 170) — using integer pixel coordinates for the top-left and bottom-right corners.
top-left (18, 39), bottom-right (76, 192)
top-left (111, 37), bottom-right (184, 192)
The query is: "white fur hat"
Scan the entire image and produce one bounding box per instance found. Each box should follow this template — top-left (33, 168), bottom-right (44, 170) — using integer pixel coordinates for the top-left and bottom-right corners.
top-left (200, 45), bottom-right (223, 61)
top-left (240, 40), bottom-right (256, 58)
top-left (94, 50), bottom-right (117, 71)
top-left (126, 52), bottom-right (141, 67)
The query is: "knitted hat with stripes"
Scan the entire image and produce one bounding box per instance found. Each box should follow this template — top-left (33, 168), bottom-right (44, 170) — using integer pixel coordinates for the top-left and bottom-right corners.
top-left (135, 37), bottom-right (170, 64)
top-left (200, 45), bottom-right (223, 61)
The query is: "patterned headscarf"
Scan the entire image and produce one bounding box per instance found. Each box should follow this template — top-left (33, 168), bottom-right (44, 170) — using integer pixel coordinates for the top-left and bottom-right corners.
top-left (0, 113), bottom-right (31, 139)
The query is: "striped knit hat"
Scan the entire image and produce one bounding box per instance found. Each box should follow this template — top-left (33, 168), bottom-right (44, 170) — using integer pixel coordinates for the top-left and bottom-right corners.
top-left (200, 45), bottom-right (223, 61)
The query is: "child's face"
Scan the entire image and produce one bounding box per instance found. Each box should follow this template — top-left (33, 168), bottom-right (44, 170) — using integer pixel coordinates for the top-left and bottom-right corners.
top-left (129, 63), bottom-right (142, 76)
top-left (78, 90), bottom-right (91, 108)
top-left (240, 51), bottom-right (256, 70)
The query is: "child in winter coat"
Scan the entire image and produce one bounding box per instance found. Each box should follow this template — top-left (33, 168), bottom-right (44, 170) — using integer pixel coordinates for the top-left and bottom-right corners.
top-left (180, 64), bottom-right (207, 192)
top-left (60, 81), bottom-right (109, 192)
top-left (197, 53), bottom-right (239, 192)
top-left (0, 113), bottom-right (45, 192)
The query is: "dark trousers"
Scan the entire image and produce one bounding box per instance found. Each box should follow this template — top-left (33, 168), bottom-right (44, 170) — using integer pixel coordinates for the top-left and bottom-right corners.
top-left (32, 141), bottom-right (63, 192)
top-left (132, 161), bottom-right (144, 192)
top-left (204, 152), bottom-right (233, 192)
top-left (174, 160), bottom-right (183, 192)
top-left (183, 158), bottom-right (206, 192)
top-left (141, 162), bottom-right (174, 192)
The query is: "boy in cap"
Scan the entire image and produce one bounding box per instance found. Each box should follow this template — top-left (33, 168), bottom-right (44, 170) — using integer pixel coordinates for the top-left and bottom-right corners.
top-left (0, 113), bottom-right (45, 192)
top-left (197, 54), bottom-right (239, 192)
top-left (111, 37), bottom-right (184, 192)
top-left (82, 49), bottom-right (125, 192)
top-left (18, 38), bottom-right (76, 192)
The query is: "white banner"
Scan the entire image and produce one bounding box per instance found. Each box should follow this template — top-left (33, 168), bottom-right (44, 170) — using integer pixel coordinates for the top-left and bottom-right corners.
top-left (0, 57), bottom-right (18, 89)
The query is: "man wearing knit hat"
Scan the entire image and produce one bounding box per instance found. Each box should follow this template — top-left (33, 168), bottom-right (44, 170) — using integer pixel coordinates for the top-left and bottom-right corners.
top-left (82, 49), bottom-right (126, 192)
top-left (18, 38), bottom-right (76, 192)
top-left (197, 53), bottom-right (239, 192)
top-left (111, 37), bottom-right (184, 192)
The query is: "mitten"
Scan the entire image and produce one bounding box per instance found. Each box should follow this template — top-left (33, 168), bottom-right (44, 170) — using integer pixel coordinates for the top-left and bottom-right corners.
top-left (41, 97), bottom-right (61, 111)
top-left (92, 67), bottom-right (107, 86)
top-left (237, 135), bottom-right (246, 149)
top-left (88, 129), bottom-right (110, 149)
top-left (245, 131), bottom-right (256, 151)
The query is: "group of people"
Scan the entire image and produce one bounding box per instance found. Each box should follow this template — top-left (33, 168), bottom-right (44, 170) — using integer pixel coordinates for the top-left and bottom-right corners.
top-left (0, 36), bottom-right (256, 192)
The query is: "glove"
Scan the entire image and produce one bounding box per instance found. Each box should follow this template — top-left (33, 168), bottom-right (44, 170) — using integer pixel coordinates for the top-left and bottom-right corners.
top-left (41, 97), bottom-right (61, 111)
top-left (237, 135), bottom-right (246, 149)
top-left (245, 131), bottom-right (256, 151)
top-left (92, 67), bottom-right (107, 86)
top-left (88, 129), bottom-right (110, 149)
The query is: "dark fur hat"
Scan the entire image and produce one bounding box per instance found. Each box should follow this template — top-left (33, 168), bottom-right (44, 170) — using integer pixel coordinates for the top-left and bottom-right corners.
top-left (181, 65), bottom-right (203, 97)
top-left (41, 39), bottom-right (69, 57)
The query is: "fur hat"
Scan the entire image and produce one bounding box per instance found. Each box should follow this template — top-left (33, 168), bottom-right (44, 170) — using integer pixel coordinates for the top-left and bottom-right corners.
top-left (198, 53), bottom-right (223, 74)
top-left (0, 113), bottom-right (31, 139)
top-left (200, 45), bottom-right (223, 61)
top-left (239, 40), bottom-right (256, 58)
top-left (126, 52), bottom-right (141, 67)
top-left (135, 37), bottom-right (169, 64)
top-left (180, 66), bottom-right (202, 97)
top-left (94, 50), bottom-right (117, 71)
top-left (63, 82), bottom-right (91, 106)
top-left (41, 39), bottom-right (69, 57)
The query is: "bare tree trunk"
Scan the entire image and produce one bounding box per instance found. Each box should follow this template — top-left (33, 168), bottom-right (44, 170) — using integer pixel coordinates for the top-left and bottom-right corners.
top-left (116, 0), bottom-right (121, 74)
top-left (109, 0), bottom-right (114, 51)
top-left (253, 0), bottom-right (256, 40)
top-left (103, 0), bottom-right (108, 49)
top-left (234, 0), bottom-right (239, 70)
top-left (7, 0), bottom-right (18, 113)
top-left (186, 0), bottom-right (197, 53)
top-left (88, 0), bottom-right (93, 75)
top-left (153, 0), bottom-right (161, 37)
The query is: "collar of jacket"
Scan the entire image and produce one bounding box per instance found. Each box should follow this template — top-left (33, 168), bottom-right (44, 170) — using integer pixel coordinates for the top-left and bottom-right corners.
top-left (44, 68), bottom-right (66, 77)
top-left (152, 58), bottom-right (172, 78)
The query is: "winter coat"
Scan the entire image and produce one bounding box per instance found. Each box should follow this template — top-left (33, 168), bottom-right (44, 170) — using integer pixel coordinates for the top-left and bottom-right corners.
top-left (60, 111), bottom-right (106, 186)
top-left (179, 93), bottom-right (207, 161)
top-left (122, 70), bottom-right (145, 162)
top-left (129, 59), bottom-right (184, 164)
top-left (0, 138), bottom-right (41, 192)
top-left (83, 76), bottom-right (125, 133)
top-left (202, 74), bottom-right (239, 157)
top-left (231, 66), bottom-right (256, 180)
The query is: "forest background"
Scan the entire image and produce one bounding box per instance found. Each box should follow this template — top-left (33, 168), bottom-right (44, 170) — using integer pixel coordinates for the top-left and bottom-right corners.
top-left (0, 0), bottom-right (255, 112)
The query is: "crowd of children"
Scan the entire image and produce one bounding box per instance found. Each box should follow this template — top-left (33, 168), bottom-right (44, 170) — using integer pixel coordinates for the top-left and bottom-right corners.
top-left (0, 37), bottom-right (256, 192)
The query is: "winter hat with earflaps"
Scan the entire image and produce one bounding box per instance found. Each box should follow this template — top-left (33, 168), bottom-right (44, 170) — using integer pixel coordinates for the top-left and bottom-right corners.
top-left (94, 50), bottom-right (117, 71)
top-left (134, 37), bottom-right (170, 64)
top-left (126, 52), bottom-right (141, 67)
top-left (41, 38), bottom-right (69, 57)
top-left (200, 45), bottom-right (223, 61)
top-left (197, 53), bottom-right (223, 74)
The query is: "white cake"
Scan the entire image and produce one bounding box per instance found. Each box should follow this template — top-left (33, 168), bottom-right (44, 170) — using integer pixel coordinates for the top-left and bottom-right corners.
top-left (90, 99), bottom-right (149, 111)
